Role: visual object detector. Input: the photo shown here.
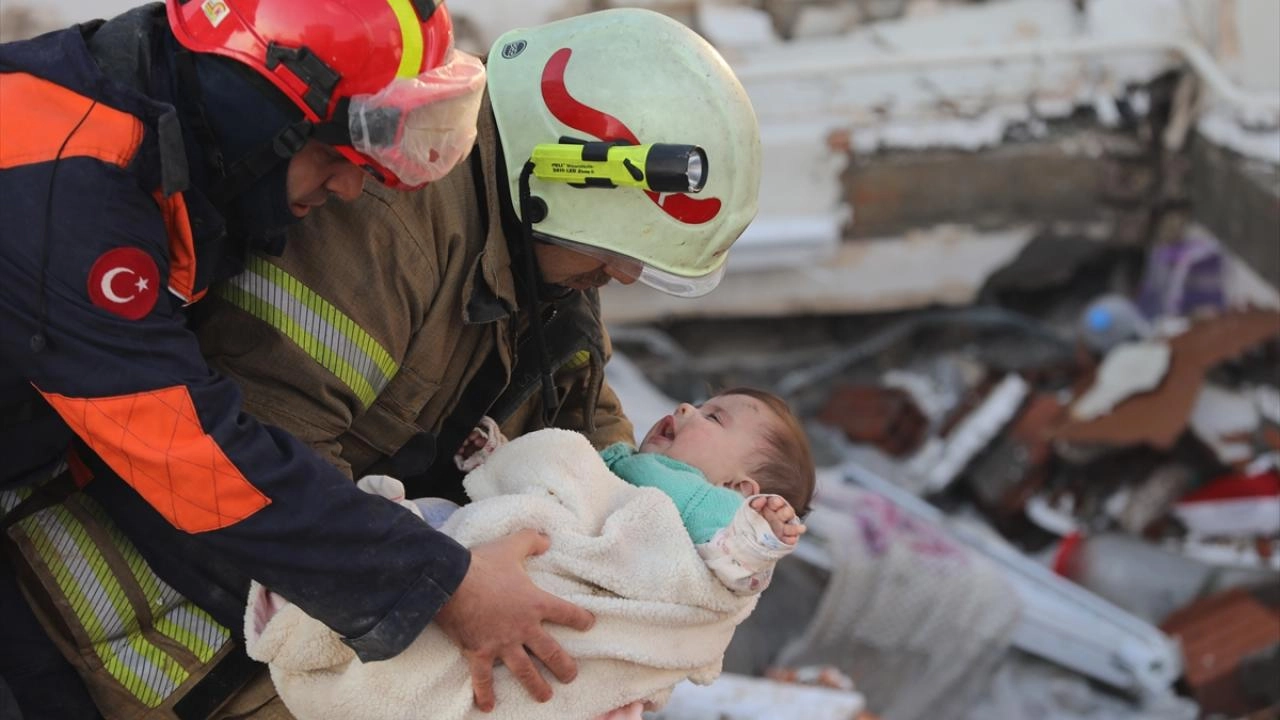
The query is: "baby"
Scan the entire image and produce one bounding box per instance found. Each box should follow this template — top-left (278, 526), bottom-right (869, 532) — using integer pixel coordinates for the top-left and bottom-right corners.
top-left (455, 387), bottom-right (813, 594)
top-left (250, 387), bottom-right (815, 720)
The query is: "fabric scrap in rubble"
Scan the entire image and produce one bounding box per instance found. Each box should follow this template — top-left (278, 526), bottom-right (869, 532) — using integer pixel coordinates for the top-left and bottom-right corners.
top-left (774, 488), bottom-right (1021, 720)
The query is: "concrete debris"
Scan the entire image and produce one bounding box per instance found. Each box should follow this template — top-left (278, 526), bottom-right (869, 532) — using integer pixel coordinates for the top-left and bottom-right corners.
top-left (1024, 493), bottom-right (1083, 537)
top-left (729, 306), bottom-right (1274, 716)
top-left (965, 393), bottom-right (1064, 521)
top-left (1068, 340), bottom-right (1171, 421)
top-left (1254, 385), bottom-right (1280, 426)
top-left (1160, 586), bottom-right (1280, 717)
top-left (882, 366), bottom-right (968, 429)
top-left (1052, 531), bottom-right (1273, 625)
top-left (1054, 309), bottom-right (1280, 448)
top-left (1174, 469), bottom-right (1280, 539)
top-left (788, 3), bottom-right (863, 40)
top-left (981, 229), bottom-right (1114, 297)
top-left (695, 3), bottom-right (779, 49)
top-left (817, 384), bottom-right (929, 457)
top-left (1117, 464), bottom-right (1194, 537)
top-left (967, 650), bottom-right (1199, 720)
top-left (1189, 384), bottom-right (1265, 466)
top-left (763, 665), bottom-right (856, 692)
top-left (919, 374), bottom-right (1028, 492)
top-left (1178, 536), bottom-right (1280, 573)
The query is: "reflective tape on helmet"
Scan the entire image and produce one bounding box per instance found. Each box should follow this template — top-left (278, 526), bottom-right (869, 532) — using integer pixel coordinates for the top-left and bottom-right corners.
top-left (217, 255), bottom-right (399, 407)
top-left (386, 0), bottom-right (427, 78)
top-left (1, 489), bottom-right (232, 708)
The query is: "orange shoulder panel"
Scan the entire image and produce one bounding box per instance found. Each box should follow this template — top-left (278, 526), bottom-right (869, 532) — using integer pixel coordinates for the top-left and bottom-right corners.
top-left (0, 72), bottom-right (143, 170)
top-left (36, 385), bottom-right (271, 533)
top-left (152, 190), bottom-right (205, 304)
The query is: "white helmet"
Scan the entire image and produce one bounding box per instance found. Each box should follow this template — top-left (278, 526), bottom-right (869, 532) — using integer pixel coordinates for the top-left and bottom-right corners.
top-left (486, 9), bottom-right (762, 297)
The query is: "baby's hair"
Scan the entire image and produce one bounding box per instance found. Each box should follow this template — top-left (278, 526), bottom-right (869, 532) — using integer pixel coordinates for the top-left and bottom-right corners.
top-left (718, 387), bottom-right (815, 516)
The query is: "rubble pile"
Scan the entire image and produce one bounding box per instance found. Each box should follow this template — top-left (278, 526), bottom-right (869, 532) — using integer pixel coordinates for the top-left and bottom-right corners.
top-left (618, 225), bottom-right (1280, 719)
top-left (803, 241), bottom-right (1280, 718)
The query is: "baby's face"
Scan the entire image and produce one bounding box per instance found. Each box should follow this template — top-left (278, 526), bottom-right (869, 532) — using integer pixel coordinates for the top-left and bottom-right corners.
top-left (639, 394), bottom-right (774, 491)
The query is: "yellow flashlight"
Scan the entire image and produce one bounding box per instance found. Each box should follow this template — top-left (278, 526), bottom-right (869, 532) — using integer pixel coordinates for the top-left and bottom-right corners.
top-left (530, 140), bottom-right (707, 193)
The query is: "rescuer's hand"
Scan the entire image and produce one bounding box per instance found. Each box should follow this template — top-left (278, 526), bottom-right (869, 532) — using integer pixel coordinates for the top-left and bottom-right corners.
top-left (434, 529), bottom-right (595, 712)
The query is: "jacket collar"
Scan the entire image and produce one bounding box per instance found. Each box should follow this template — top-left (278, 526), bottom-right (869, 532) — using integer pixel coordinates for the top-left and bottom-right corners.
top-left (461, 96), bottom-right (519, 326)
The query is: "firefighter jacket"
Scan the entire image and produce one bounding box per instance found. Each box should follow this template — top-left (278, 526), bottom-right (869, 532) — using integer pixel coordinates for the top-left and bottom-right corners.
top-left (195, 93), bottom-right (636, 502)
top-left (0, 8), bottom-right (469, 664)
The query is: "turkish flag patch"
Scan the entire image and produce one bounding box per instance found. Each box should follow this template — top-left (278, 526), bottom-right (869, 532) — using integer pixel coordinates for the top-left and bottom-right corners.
top-left (87, 247), bottom-right (160, 320)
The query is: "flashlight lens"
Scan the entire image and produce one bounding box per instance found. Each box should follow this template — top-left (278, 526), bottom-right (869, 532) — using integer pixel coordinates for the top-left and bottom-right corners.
top-left (636, 144), bottom-right (709, 193)
top-left (686, 151), bottom-right (706, 192)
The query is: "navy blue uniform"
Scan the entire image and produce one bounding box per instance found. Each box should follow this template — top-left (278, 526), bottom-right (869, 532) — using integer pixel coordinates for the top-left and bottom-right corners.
top-left (0, 18), bottom-right (468, 662)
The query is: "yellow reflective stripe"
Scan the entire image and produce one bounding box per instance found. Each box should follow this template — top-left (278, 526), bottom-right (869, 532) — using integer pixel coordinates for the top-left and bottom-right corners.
top-left (81, 498), bottom-right (168, 609)
top-left (216, 256), bottom-right (399, 408)
top-left (218, 283), bottom-right (378, 406)
top-left (81, 500), bottom-right (229, 663)
top-left (4, 489), bottom-right (222, 702)
top-left (387, 0), bottom-right (425, 78)
top-left (158, 605), bottom-right (227, 663)
top-left (52, 507), bottom-right (138, 639)
top-left (0, 486), bottom-right (30, 508)
top-left (20, 510), bottom-right (182, 706)
top-left (248, 257), bottom-right (399, 381)
top-left (562, 350), bottom-right (591, 371)
top-left (50, 507), bottom-right (189, 698)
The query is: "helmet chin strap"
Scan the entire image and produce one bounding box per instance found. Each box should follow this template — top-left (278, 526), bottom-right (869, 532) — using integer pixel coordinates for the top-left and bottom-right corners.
top-left (517, 161), bottom-right (561, 426)
top-left (173, 48), bottom-right (312, 207)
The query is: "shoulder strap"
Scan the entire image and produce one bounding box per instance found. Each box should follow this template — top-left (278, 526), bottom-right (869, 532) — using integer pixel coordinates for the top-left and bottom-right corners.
top-left (0, 470), bottom-right (77, 534)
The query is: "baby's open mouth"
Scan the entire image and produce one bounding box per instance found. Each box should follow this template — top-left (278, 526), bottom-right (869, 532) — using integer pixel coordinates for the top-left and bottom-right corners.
top-left (657, 415), bottom-right (675, 441)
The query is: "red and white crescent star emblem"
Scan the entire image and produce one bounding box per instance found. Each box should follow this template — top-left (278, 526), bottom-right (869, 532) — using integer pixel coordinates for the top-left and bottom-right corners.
top-left (87, 247), bottom-right (160, 320)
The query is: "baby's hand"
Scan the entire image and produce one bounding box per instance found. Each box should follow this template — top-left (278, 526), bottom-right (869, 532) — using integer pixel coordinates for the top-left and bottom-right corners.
top-left (453, 416), bottom-right (507, 472)
top-left (458, 429), bottom-right (490, 459)
top-left (748, 495), bottom-right (806, 545)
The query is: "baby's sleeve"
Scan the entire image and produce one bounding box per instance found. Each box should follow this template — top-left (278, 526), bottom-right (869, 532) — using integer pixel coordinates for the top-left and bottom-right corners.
top-left (696, 495), bottom-right (797, 595)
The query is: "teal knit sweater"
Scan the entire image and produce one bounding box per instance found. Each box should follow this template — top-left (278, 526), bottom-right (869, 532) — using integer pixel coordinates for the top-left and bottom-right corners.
top-left (601, 443), bottom-right (741, 544)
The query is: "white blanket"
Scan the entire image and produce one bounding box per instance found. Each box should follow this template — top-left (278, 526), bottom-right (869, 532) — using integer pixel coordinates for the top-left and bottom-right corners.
top-left (246, 428), bottom-right (757, 720)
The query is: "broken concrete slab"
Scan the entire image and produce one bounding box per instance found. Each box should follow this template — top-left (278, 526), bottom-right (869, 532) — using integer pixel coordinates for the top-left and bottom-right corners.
top-left (1160, 585), bottom-right (1280, 717)
top-left (1189, 383), bottom-right (1265, 465)
top-left (602, 225), bottom-right (1034, 323)
top-left (1174, 469), bottom-right (1280, 539)
top-left (1189, 136), bottom-right (1280, 290)
top-left (916, 374), bottom-right (1029, 493)
top-left (967, 393), bottom-right (1067, 522)
top-left (1054, 310), bottom-right (1280, 448)
top-left (1069, 341), bottom-right (1172, 421)
top-left (817, 384), bottom-right (929, 457)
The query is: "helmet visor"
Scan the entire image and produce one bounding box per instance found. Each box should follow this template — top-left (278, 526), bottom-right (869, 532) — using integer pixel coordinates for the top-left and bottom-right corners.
top-left (348, 50), bottom-right (486, 190)
top-left (534, 234), bottom-right (728, 298)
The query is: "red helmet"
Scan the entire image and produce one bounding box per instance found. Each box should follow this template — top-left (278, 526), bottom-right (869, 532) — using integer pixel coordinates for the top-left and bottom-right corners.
top-left (167, 0), bottom-right (485, 189)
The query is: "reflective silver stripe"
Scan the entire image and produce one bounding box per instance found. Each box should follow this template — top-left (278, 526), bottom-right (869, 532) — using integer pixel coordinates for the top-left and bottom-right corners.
top-left (0, 487), bottom-right (24, 512)
top-left (21, 502), bottom-right (185, 705)
top-left (81, 498), bottom-right (231, 662)
top-left (161, 604), bottom-right (230, 662)
top-left (1, 488), bottom-right (233, 705)
top-left (217, 256), bottom-right (398, 407)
